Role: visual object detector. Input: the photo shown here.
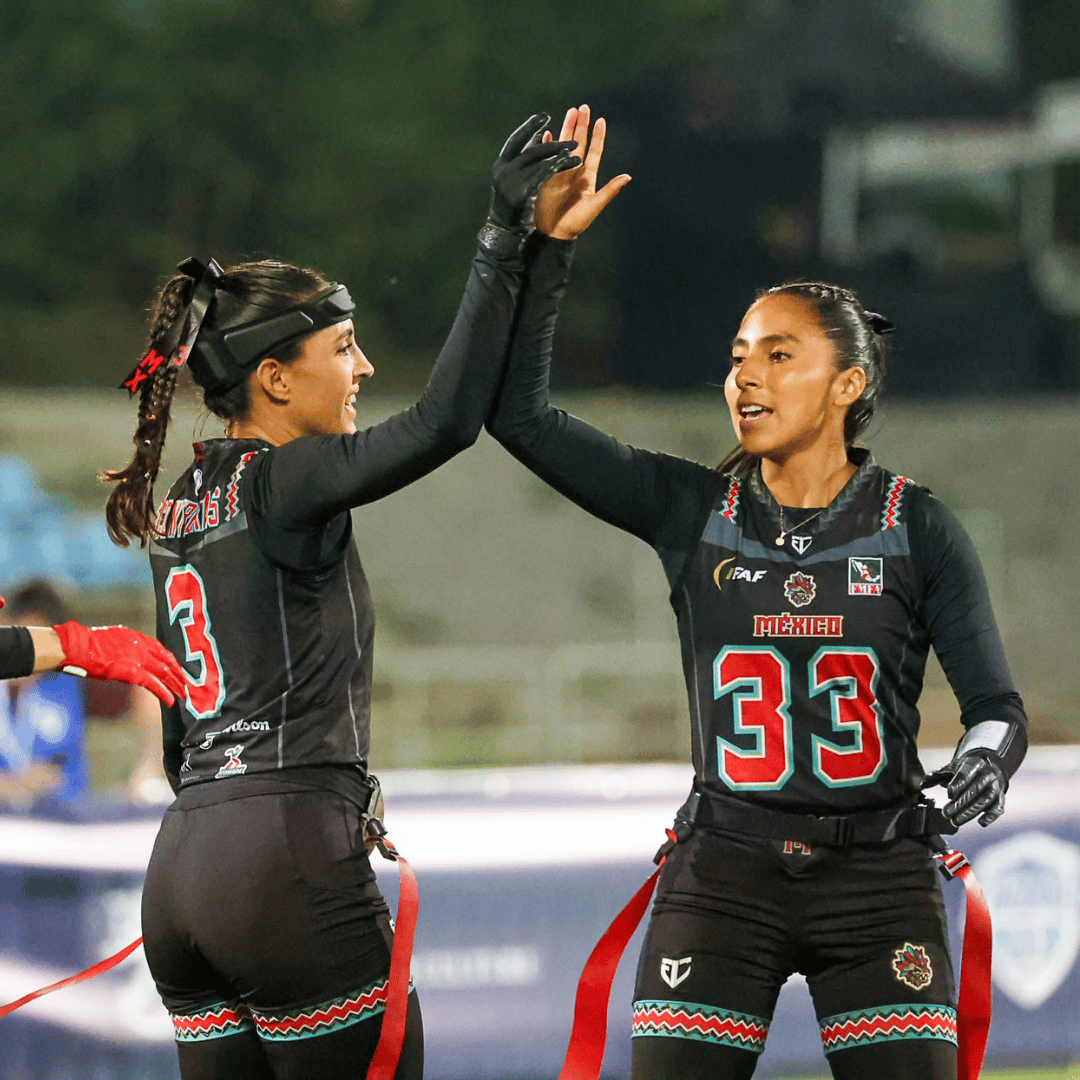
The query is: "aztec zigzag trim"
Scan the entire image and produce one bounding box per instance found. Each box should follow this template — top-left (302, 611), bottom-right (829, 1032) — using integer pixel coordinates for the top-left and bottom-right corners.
top-left (172, 1002), bottom-right (255, 1043)
top-left (720, 477), bottom-right (741, 523)
top-left (632, 999), bottom-right (769, 1054)
top-left (225, 450), bottom-right (260, 521)
top-left (880, 475), bottom-right (913, 530)
top-left (251, 980), bottom-right (392, 1042)
top-left (820, 1003), bottom-right (957, 1052)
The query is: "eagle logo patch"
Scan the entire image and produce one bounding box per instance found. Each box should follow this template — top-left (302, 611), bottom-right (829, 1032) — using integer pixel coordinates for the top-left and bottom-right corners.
top-left (891, 942), bottom-right (933, 990)
top-left (783, 571), bottom-right (816, 608)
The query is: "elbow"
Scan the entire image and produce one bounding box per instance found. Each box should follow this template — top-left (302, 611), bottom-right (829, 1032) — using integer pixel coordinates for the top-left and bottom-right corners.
top-left (438, 415), bottom-right (483, 455)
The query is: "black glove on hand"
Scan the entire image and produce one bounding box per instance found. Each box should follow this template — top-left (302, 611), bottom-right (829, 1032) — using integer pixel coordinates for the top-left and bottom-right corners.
top-left (481, 113), bottom-right (580, 253)
top-left (944, 750), bottom-right (1008, 827)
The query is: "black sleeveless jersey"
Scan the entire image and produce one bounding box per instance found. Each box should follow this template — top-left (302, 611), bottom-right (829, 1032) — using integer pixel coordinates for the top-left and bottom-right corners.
top-left (669, 461), bottom-right (1018, 814)
top-left (487, 234), bottom-right (1028, 816)
top-left (150, 439), bottom-right (373, 788)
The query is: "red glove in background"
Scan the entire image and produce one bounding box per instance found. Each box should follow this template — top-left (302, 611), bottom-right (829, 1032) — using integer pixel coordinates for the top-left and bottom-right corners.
top-left (53, 621), bottom-right (187, 706)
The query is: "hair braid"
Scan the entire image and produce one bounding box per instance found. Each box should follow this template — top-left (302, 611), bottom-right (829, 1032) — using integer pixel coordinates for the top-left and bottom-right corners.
top-left (102, 274), bottom-right (192, 546)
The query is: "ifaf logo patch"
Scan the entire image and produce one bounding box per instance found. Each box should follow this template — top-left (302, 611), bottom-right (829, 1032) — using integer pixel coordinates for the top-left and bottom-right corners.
top-left (783, 572), bottom-right (816, 608)
top-left (849, 557), bottom-right (883, 596)
top-left (660, 956), bottom-right (692, 989)
top-left (891, 942), bottom-right (933, 990)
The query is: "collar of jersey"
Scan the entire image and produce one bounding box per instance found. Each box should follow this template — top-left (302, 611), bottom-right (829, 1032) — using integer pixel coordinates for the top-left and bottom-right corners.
top-left (747, 447), bottom-right (877, 536)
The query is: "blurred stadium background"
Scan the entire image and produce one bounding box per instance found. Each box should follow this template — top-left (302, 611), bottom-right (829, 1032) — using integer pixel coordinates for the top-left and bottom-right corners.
top-left (1, 0), bottom-right (1078, 1077)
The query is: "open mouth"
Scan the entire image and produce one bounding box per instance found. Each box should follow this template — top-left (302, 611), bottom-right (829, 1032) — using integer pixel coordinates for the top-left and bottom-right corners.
top-left (345, 387), bottom-right (359, 414)
top-left (738, 403), bottom-right (772, 424)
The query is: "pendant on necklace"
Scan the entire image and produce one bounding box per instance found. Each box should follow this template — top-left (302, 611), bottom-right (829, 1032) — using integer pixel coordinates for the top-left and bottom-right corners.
top-left (775, 535), bottom-right (785, 547)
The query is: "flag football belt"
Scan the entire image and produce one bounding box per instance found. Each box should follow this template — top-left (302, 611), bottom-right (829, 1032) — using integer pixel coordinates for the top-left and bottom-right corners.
top-left (656, 787), bottom-right (956, 855)
top-left (555, 786), bottom-right (993, 1080)
top-left (0, 773), bottom-right (418, 1080)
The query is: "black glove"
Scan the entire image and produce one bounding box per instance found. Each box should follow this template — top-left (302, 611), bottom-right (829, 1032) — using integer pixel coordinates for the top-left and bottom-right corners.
top-left (480, 113), bottom-right (580, 254)
top-left (943, 750), bottom-right (1007, 827)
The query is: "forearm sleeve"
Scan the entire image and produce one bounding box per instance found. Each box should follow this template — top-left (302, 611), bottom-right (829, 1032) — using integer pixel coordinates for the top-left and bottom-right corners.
top-left (0, 627), bottom-right (35, 679)
top-left (915, 492), bottom-right (1028, 780)
top-left (251, 242), bottom-right (526, 528)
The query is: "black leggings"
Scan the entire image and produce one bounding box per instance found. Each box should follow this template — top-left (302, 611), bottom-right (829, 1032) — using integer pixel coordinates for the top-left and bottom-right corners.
top-left (630, 828), bottom-right (958, 1080)
top-left (142, 784), bottom-right (422, 1079)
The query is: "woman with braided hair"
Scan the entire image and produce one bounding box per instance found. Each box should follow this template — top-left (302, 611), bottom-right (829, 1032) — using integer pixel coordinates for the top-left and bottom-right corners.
top-left (103, 114), bottom-right (580, 1080)
top-left (487, 106), bottom-right (1026, 1079)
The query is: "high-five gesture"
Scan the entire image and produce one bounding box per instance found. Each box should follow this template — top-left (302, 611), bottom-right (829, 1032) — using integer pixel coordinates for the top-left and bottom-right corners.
top-left (534, 104), bottom-right (631, 240)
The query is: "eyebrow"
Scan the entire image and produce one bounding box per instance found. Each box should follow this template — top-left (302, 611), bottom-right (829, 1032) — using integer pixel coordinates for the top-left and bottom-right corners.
top-left (731, 333), bottom-right (800, 348)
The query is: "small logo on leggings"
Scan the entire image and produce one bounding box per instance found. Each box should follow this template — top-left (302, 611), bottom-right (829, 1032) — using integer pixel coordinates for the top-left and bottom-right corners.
top-left (660, 956), bottom-right (692, 989)
top-left (891, 942), bottom-right (933, 990)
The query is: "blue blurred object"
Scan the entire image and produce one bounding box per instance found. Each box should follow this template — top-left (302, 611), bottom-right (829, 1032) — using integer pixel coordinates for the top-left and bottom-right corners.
top-left (0, 455), bottom-right (149, 590)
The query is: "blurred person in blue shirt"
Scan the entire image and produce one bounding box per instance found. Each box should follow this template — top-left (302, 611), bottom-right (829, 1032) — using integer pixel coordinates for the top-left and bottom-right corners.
top-left (0, 579), bottom-right (88, 807)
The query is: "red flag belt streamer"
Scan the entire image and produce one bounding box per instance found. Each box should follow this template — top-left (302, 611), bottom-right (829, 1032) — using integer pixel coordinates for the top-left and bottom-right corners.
top-left (558, 832), bottom-right (994, 1080)
top-left (0, 936), bottom-right (145, 1020)
top-left (934, 843), bottom-right (993, 1080)
top-left (0, 835), bottom-right (419, 1080)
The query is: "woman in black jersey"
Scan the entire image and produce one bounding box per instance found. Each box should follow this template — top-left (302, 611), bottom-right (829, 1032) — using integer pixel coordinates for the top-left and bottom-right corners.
top-left (488, 107), bottom-right (1026, 1080)
top-left (103, 114), bottom-right (579, 1080)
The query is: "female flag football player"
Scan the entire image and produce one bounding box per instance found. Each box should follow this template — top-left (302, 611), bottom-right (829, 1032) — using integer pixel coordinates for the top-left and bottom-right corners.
top-left (487, 106), bottom-right (1026, 1080)
top-left (103, 114), bottom-right (580, 1080)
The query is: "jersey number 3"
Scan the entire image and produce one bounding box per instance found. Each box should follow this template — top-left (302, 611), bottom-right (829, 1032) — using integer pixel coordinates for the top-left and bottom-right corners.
top-left (165, 566), bottom-right (226, 720)
top-left (714, 646), bottom-right (884, 791)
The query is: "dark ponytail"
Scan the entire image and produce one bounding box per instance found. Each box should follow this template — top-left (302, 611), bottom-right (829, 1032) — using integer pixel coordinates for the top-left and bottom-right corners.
top-left (104, 259), bottom-right (330, 547)
top-left (719, 280), bottom-right (892, 477)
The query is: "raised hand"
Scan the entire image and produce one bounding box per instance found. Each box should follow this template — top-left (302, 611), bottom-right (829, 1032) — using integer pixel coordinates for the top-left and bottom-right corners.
top-left (487, 113), bottom-right (581, 235)
top-left (534, 104), bottom-right (632, 240)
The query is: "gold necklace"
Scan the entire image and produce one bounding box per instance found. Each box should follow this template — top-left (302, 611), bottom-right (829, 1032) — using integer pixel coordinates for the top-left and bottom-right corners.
top-left (776, 504), bottom-right (827, 547)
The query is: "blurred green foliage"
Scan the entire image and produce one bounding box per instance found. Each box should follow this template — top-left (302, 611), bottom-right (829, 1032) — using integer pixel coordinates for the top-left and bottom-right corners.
top-left (0, 0), bottom-right (735, 387)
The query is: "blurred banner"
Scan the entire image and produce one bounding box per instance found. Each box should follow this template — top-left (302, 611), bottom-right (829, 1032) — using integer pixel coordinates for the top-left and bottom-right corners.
top-left (0, 752), bottom-right (1077, 1080)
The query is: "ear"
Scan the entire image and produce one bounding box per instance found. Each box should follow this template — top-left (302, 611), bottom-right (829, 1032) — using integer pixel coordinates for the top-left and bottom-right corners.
top-left (253, 357), bottom-right (290, 405)
top-left (833, 365), bottom-right (867, 408)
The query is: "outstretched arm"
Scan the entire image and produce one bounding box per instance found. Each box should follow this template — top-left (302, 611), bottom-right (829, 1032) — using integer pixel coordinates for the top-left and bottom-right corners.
top-left (488, 107), bottom-right (714, 549)
top-left (251, 115), bottom-right (581, 527)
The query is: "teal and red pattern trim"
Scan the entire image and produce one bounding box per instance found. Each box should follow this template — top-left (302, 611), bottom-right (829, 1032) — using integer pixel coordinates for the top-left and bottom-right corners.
top-left (225, 450), bottom-right (260, 521)
top-left (632, 999), bottom-right (769, 1054)
top-left (880, 475), bottom-right (914, 530)
top-left (251, 979), bottom-right (395, 1042)
top-left (172, 1001), bottom-right (255, 1043)
top-left (720, 477), bottom-right (741, 523)
top-left (820, 1003), bottom-right (957, 1053)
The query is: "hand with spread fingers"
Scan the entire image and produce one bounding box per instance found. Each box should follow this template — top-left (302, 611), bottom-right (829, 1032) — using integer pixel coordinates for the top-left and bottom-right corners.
top-left (486, 113), bottom-right (581, 239)
top-left (943, 750), bottom-right (1008, 827)
top-left (52, 621), bottom-right (188, 706)
top-left (534, 104), bottom-right (632, 240)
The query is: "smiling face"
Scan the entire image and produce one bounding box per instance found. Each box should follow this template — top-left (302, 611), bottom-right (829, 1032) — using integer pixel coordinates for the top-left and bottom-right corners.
top-left (276, 320), bottom-right (374, 437)
top-left (724, 293), bottom-right (865, 462)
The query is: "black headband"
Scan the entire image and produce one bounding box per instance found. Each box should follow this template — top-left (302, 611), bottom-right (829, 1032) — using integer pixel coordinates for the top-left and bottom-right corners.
top-left (121, 256), bottom-right (355, 396)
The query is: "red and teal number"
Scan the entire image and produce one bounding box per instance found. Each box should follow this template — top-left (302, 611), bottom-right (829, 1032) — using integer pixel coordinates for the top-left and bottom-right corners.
top-left (164, 565), bottom-right (226, 720)
top-left (713, 646), bottom-right (885, 791)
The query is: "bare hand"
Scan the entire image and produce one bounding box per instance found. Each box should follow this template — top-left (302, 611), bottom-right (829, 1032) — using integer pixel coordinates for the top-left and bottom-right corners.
top-left (534, 105), bottom-right (631, 240)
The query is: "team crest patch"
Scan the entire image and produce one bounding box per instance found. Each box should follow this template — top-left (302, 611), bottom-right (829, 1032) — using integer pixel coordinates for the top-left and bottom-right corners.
top-left (849, 557), bottom-right (883, 595)
top-left (660, 956), bottom-right (692, 988)
top-left (783, 572), bottom-right (816, 608)
top-left (216, 743), bottom-right (248, 780)
top-left (891, 942), bottom-right (933, 990)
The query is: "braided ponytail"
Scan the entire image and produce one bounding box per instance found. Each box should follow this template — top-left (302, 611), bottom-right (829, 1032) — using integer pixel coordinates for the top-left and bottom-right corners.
top-left (103, 273), bottom-right (192, 546)
top-left (719, 280), bottom-right (892, 477)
